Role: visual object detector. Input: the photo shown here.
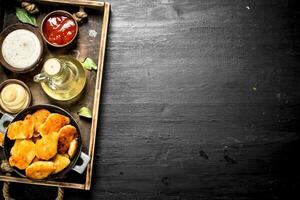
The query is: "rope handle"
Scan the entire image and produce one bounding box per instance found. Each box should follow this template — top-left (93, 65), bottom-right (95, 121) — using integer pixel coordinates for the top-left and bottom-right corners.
top-left (73, 6), bottom-right (88, 23)
top-left (1, 160), bottom-right (64, 200)
top-left (19, 0), bottom-right (88, 23)
top-left (20, 0), bottom-right (39, 14)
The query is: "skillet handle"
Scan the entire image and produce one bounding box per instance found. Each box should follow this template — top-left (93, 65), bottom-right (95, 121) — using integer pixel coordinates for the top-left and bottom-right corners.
top-left (72, 152), bottom-right (90, 174)
top-left (0, 113), bottom-right (14, 133)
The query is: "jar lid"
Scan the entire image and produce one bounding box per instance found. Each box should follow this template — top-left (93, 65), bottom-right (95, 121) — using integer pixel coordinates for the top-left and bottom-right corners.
top-left (44, 58), bottom-right (61, 76)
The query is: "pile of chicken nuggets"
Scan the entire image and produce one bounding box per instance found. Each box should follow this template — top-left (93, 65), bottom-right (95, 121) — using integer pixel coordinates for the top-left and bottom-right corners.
top-left (7, 109), bottom-right (78, 180)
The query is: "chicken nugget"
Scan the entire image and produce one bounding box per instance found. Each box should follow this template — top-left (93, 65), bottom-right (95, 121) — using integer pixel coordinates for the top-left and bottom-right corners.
top-left (0, 132), bottom-right (4, 147)
top-left (39, 113), bottom-right (70, 137)
top-left (58, 125), bottom-right (77, 154)
top-left (26, 109), bottom-right (51, 133)
top-left (9, 140), bottom-right (35, 170)
top-left (25, 161), bottom-right (55, 180)
top-left (52, 154), bottom-right (71, 174)
top-left (68, 139), bottom-right (78, 159)
top-left (35, 132), bottom-right (59, 160)
top-left (25, 114), bottom-right (39, 137)
top-left (7, 118), bottom-right (34, 140)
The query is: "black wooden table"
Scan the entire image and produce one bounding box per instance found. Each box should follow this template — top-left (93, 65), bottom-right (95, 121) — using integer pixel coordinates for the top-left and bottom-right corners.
top-left (2, 0), bottom-right (300, 199)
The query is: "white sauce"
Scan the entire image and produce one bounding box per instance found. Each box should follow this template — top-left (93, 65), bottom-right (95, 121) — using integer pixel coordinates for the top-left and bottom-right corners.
top-left (2, 29), bottom-right (41, 69)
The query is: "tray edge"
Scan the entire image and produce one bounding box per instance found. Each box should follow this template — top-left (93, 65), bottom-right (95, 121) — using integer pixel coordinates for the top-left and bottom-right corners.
top-left (0, 0), bottom-right (109, 191)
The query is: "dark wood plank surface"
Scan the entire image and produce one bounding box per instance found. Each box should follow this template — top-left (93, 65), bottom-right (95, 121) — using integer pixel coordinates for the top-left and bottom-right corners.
top-left (1, 0), bottom-right (300, 199)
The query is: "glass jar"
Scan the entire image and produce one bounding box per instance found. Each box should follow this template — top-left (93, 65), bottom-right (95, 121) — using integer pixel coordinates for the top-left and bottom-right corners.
top-left (34, 55), bottom-right (86, 101)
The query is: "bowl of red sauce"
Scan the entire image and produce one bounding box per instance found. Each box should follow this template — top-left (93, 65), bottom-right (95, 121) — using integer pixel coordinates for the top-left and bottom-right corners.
top-left (41, 10), bottom-right (78, 47)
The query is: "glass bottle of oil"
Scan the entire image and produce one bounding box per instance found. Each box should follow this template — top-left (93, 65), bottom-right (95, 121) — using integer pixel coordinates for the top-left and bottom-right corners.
top-left (34, 55), bottom-right (86, 101)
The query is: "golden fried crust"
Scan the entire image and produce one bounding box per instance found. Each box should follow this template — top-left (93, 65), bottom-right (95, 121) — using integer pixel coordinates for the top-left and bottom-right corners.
top-left (26, 109), bottom-right (51, 133)
top-left (68, 139), bottom-right (78, 159)
top-left (25, 114), bottom-right (40, 138)
top-left (35, 132), bottom-right (59, 160)
top-left (52, 154), bottom-right (70, 174)
top-left (25, 161), bottom-right (55, 180)
top-left (58, 125), bottom-right (78, 154)
top-left (7, 118), bottom-right (34, 140)
top-left (0, 132), bottom-right (4, 147)
top-left (9, 140), bottom-right (35, 170)
top-left (38, 113), bottom-right (70, 137)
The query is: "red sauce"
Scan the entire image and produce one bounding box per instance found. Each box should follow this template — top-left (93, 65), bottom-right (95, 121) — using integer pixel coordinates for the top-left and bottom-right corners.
top-left (43, 15), bottom-right (76, 45)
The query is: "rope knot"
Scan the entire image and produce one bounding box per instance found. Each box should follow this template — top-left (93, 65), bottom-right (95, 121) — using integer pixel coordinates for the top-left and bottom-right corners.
top-left (1, 160), bottom-right (14, 200)
top-left (0, 160), bottom-right (13, 173)
top-left (21, 2), bottom-right (39, 14)
top-left (56, 187), bottom-right (64, 200)
top-left (73, 7), bottom-right (88, 24)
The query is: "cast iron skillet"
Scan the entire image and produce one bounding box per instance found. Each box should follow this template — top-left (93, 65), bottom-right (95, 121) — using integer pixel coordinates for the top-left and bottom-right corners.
top-left (0, 104), bottom-right (90, 180)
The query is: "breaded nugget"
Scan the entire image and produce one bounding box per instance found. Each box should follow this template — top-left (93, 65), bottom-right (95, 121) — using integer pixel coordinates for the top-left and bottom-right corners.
top-left (26, 109), bottom-right (51, 133)
top-left (39, 113), bottom-right (70, 137)
top-left (58, 125), bottom-right (77, 154)
top-left (7, 118), bottom-right (34, 140)
top-left (52, 154), bottom-right (70, 174)
top-left (9, 140), bottom-right (35, 170)
top-left (25, 114), bottom-right (40, 137)
top-left (0, 132), bottom-right (4, 147)
top-left (33, 109), bottom-right (51, 131)
top-left (68, 138), bottom-right (78, 159)
top-left (35, 132), bottom-right (59, 160)
top-left (24, 115), bottom-right (41, 139)
top-left (24, 114), bottom-right (35, 129)
top-left (25, 161), bottom-right (55, 180)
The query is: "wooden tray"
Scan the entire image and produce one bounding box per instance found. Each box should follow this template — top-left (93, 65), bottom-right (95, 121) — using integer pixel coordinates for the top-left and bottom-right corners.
top-left (0, 0), bottom-right (110, 190)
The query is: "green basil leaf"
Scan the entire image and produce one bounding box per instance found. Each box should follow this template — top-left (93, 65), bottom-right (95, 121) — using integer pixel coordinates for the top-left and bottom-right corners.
top-left (16, 8), bottom-right (37, 27)
top-left (82, 57), bottom-right (97, 71)
top-left (78, 107), bottom-right (92, 118)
